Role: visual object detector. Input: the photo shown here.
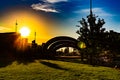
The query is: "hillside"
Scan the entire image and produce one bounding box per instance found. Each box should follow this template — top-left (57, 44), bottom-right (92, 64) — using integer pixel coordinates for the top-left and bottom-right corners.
top-left (0, 59), bottom-right (120, 80)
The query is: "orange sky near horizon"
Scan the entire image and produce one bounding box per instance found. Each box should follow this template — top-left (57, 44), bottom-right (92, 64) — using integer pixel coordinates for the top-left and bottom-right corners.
top-left (0, 10), bottom-right (60, 44)
top-left (0, 8), bottom-right (78, 44)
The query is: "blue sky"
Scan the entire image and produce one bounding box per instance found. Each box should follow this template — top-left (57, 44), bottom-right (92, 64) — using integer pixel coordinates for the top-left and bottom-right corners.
top-left (0, 0), bottom-right (120, 43)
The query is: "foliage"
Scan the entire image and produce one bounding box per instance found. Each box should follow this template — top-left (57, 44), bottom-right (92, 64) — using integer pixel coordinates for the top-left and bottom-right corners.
top-left (76, 12), bottom-right (106, 64)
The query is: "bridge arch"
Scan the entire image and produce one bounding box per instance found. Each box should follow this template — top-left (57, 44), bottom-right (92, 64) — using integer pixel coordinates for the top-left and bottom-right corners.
top-left (43, 36), bottom-right (80, 54)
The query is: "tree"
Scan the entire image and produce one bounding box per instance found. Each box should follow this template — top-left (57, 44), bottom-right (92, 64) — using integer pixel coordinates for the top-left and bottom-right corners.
top-left (76, 12), bottom-right (106, 65)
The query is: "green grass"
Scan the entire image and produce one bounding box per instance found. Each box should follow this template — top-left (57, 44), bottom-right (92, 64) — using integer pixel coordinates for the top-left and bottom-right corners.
top-left (0, 59), bottom-right (120, 80)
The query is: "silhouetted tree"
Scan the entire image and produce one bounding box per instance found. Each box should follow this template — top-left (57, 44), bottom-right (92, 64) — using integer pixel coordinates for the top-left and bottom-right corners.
top-left (76, 12), bottom-right (106, 65)
top-left (106, 31), bottom-right (120, 56)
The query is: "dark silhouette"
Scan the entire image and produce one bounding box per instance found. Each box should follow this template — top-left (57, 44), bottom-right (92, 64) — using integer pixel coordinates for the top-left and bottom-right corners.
top-left (76, 0), bottom-right (120, 67)
top-left (76, 12), bottom-right (106, 65)
top-left (0, 0), bottom-right (120, 68)
top-left (0, 32), bottom-right (20, 67)
top-left (42, 36), bottom-right (79, 58)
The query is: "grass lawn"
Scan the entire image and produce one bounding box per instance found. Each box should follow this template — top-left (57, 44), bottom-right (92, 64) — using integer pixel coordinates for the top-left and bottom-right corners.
top-left (0, 59), bottom-right (120, 80)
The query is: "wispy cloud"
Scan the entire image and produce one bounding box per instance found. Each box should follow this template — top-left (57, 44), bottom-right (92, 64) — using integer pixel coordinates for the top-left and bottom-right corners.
top-left (31, 3), bottom-right (59, 13)
top-left (75, 8), bottom-right (114, 17)
top-left (0, 26), bottom-right (11, 30)
top-left (31, 0), bottom-right (68, 13)
top-left (43, 0), bottom-right (68, 3)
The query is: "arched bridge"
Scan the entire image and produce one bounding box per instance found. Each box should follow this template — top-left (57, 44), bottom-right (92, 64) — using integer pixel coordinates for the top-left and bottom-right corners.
top-left (43, 36), bottom-right (80, 55)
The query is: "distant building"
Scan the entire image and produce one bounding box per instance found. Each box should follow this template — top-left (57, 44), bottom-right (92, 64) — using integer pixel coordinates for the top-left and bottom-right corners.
top-left (0, 32), bottom-right (21, 52)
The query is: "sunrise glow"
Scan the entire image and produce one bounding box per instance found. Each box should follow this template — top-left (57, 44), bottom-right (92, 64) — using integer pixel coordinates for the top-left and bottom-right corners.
top-left (19, 26), bottom-right (30, 37)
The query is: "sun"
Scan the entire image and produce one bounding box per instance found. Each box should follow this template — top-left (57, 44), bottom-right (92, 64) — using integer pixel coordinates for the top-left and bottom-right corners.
top-left (19, 26), bottom-right (30, 37)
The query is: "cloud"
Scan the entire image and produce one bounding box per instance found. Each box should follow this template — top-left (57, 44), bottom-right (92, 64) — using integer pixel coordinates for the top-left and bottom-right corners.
top-left (75, 8), bottom-right (114, 17)
top-left (31, 3), bottom-right (59, 13)
top-left (0, 26), bottom-right (11, 30)
top-left (43, 0), bottom-right (68, 3)
top-left (31, 0), bottom-right (68, 13)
